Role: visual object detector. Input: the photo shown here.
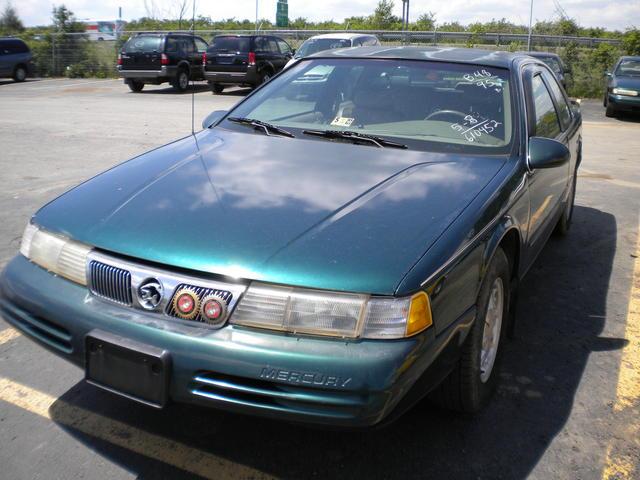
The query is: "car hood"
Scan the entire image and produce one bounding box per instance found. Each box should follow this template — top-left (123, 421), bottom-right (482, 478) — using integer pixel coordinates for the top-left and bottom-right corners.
top-left (612, 75), bottom-right (640, 90)
top-left (34, 129), bottom-right (506, 294)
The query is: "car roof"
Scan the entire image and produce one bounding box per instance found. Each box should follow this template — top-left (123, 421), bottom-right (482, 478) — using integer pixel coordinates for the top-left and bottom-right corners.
top-left (619, 55), bottom-right (640, 60)
top-left (518, 51), bottom-right (560, 58)
top-left (308, 46), bottom-right (527, 69)
top-left (306, 33), bottom-right (371, 40)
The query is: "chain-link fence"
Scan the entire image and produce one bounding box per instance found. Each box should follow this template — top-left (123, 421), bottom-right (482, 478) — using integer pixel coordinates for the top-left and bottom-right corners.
top-left (23, 29), bottom-right (621, 80)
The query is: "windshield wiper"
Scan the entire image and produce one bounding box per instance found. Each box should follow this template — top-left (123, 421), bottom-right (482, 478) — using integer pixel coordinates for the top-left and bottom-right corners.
top-left (302, 129), bottom-right (407, 149)
top-left (227, 117), bottom-right (295, 138)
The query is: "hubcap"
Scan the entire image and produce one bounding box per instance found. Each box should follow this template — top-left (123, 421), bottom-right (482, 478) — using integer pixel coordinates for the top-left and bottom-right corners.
top-left (180, 73), bottom-right (188, 89)
top-left (16, 68), bottom-right (26, 80)
top-left (263, 74), bottom-right (270, 83)
top-left (480, 277), bottom-right (504, 383)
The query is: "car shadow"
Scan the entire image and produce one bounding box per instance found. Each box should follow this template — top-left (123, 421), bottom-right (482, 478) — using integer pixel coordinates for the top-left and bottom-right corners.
top-left (135, 83), bottom-right (213, 95)
top-left (612, 111), bottom-right (640, 123)
top-left (49, 205), bottom-right (620, 479)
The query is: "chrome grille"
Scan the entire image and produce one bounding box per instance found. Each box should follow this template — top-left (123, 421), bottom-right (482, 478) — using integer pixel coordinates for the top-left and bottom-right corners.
top-left (89, 260), bottom-right (133, 306)
top-left (167, 284), bottom-right (233, 323)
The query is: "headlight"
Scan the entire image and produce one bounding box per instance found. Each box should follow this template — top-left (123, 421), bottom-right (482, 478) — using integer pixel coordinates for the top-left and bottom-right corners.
top-left (231, 282), bottom-right (432, 339)
top-left (612, 88), bottom-right (638, 97)
top-left (20, 223), bottom-right (92, 285)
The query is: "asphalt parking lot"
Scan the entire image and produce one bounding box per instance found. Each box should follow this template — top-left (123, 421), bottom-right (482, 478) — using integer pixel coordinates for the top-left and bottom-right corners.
top-left (0, 78), bottom-right (638, 480)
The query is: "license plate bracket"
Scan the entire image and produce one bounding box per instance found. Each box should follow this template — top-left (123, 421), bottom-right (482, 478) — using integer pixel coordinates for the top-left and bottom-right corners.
top-left (85, 330), bottom-right (170, 408)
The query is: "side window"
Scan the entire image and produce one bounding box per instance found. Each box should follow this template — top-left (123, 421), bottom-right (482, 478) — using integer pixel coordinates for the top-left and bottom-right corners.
top-left (542, 70), bottom-right (571, 130)
top-left (254, 36), bottom-right (268, 51)
top-left (182, 38), bottom-right (195, 53)
top-left (267, 38), bottom-right (279, 53)
top-left (165, 37), bottom-right (179, 53)
top-left (352, 39), bottom-right (363, 47)
top-left (531, 75), bottom-right (561, 139)
top-left (194, 38), bottom-right (207, 53)
top-left (276, 39), bottom-right (291, 54)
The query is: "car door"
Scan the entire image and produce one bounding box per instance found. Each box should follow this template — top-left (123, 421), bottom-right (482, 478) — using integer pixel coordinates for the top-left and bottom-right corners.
top-left (276, 38), bottom-right (293, 69)
top-left (524, 66), bottom-right (572, 263)
top-left (193, 37), bottom-right (207, 79)
top-left (267, 37), bottom-right (285, 72)
top-left (0, 42), bottom-right (10, 77)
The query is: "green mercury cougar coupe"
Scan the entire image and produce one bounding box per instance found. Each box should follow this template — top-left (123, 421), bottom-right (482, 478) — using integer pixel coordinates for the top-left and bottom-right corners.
top-left (0, 47), bottom-right (581, 427)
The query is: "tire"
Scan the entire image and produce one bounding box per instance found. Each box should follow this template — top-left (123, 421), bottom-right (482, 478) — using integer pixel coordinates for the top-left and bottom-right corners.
top-left (13, 65), bottom-right (27, 82)
top-left (255, 70), bottom-right (272, 88)
top-left (172, 69), bottom-right (189, 92)
top-left (211, 83), bottom-right (224, 94)
top-left (127, 80), bottom-right (144, 92)
top-left (431, 247), bottom-right (510, 412)
top-left (555, 171), bottom-right (577, 236)
top-left (605, 103), bottom-right (617, 118)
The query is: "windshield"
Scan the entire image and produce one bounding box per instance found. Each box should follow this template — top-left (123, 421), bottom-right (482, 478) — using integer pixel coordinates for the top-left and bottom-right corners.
top-left (295, 38), bottom-right (352, 58)
top-left (222, 59), bottom-right (514, 154)
top-left (615, 59), bottom-right (640, 76)
top-left (123, 36), bottom-right (162, 53)
top-left (209, 36), bottom-right (250, 52)
top-left (538, 56), bottom-right (562, 74)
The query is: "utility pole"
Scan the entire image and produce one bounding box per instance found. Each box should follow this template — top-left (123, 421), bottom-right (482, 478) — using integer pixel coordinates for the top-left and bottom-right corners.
top-left (255, 0), bottom-right (258, 32)
top-left (527, 0), bottom-right (534, 51)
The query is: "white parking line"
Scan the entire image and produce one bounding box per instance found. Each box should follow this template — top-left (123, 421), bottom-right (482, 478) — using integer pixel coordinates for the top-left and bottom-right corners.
top-left (2, 79), bottom-right (121, 91)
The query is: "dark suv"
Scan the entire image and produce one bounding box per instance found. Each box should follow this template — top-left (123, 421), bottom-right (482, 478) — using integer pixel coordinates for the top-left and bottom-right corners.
top-left (0, 37), bottom-right (34, 82)
top-left (118, 33), bottom-right (208, 92)
top-left (203, 34), bottom-right (294, 93)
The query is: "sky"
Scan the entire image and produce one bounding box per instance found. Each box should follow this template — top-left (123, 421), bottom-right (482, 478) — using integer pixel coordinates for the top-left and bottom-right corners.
top-left (9, 0), bottom-right (640, 31)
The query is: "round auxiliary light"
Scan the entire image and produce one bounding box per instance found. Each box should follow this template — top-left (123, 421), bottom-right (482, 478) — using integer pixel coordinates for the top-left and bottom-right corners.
top-left (172, 288), bottom-right (200, 320)
top-left (200, 294), bottom-right (229, 326)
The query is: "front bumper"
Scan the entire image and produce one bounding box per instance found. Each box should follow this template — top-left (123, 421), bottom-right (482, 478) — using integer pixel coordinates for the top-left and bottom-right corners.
top-left (607, 93), bottom-right (640, 112)
top-left (0, 255), bottom-right (473, 427)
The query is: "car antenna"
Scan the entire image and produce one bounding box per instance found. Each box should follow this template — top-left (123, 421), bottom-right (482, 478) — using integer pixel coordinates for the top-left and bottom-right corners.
top-left (190, 0), bottom-right (196, 138)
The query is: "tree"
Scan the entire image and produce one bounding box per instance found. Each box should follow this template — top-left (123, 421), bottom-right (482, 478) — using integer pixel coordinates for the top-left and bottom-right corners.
top-left (0, 3), bottom-right (24, 34)
top-left (52, 4), bottom-right (84, 33)
top-left (370, 0), bottom-right (401, 30)
top-left (414, 12), bottom-right (435, 31)
top-left (622, 28), bottom-right (640, 55)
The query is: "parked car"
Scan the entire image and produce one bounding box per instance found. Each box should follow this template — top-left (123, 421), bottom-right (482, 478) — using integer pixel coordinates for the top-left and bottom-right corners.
top-left (0, 47), bottom-right (582, 427)
top-left (519, 51), bottom-right (570, 90)
top-left (203, 34), bottom-right (294, 93)
top-left (0, 37), bottom-right (35, 82)
top-left (284, 33), bottom-right (380, 68)
top-left (603, 56), bottom-right (640, 117)
top-left (117, 33), bottom-right (208, 92)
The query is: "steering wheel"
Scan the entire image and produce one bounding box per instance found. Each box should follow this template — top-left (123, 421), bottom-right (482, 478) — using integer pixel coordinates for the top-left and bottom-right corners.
top-left (424, 110), bottom-right (469, 122)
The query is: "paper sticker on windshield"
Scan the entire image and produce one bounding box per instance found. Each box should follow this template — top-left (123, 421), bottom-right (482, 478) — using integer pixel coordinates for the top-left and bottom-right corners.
top-left (464, 70), bottom-right (504, 92)
top-left (331, 116), bottom-right (355, 127)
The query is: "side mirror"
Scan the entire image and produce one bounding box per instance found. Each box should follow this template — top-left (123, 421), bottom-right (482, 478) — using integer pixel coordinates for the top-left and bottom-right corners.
top-left (291, 49), bottom-right (296, 55)
top-left (605, 72), bottom-right (612, 77)
top-left (528, 137), bottom-right (570, 170)
top-left (202, 110), bottom-right (227, 129)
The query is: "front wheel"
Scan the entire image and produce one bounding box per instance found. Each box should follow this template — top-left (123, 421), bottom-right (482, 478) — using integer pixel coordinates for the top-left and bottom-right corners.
top-left (211, 83), bottom-right (224, 94)
top-left (605, 103), bottom-right (617, 118)
top-left (127, 79), bottom-right (144, 92)
top-left (431, 247), bottom-right (510, 412)
top-left (13, 66), bottom-right (27, 82)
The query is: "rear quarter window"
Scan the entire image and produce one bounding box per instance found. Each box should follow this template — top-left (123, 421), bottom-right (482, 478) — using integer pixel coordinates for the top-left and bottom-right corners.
top-left (123, 36), bottom-right (163, 53)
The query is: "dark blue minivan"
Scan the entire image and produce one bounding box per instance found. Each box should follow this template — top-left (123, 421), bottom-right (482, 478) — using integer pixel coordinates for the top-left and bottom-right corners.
top-left (0, 37), bottom-right (34, 82)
